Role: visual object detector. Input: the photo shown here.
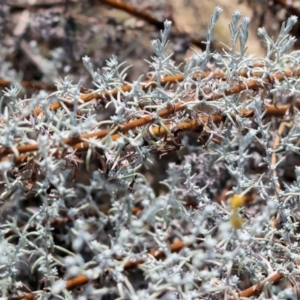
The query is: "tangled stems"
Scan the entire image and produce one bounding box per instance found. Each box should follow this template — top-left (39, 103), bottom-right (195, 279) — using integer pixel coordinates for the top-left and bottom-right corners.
top-left (0, 68), bottom-right (299, 161)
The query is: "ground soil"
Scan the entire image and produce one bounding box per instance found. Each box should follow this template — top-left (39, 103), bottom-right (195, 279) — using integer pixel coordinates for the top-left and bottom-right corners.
top-left (170, 0), bottom-right (265, 57)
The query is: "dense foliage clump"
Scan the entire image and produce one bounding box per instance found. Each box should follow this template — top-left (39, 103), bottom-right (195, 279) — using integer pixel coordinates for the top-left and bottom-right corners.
top-left (1, 2), bottom-right (300, 299)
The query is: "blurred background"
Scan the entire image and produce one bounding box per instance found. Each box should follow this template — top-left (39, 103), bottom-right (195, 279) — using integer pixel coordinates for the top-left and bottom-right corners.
top-left (0, 0), bottom-right (298, 92)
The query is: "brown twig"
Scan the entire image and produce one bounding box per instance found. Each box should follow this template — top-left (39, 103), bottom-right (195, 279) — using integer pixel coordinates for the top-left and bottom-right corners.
top-left (1, 65), bottom-right (263, 112)
top-left (1, 103), bottom-right (294, 168)
top-left (1, 68), bottom-right (298, 161)
top-left (31, 72), bottom-right (198, 115)
top-left (32, 66), bottom-right (263, 115)
top-left (0, 104), bottom-right (283, 162)
top-left (238, 271), bottom-right (283, 297)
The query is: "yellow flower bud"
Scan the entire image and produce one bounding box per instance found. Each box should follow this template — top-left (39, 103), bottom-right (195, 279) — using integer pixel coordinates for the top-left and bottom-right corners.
top-left (230, 194), bottom-right (245, 209)
top-left (230, 212), bottom-right (243, 229)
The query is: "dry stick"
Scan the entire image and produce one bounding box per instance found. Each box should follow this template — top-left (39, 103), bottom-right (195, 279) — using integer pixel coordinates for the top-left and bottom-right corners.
top-left (4, 64), bottom-right (264, 116)
top-left (31, 71), bottom-right (200, 115)
top-left (60, 70), bottom-right (300, 152)
top-left (1, 103), bottom-right (292, 167)
top-left (32, 67), bottom-right (262, 115)
top-left (238, 272), bottom-right (283, 298)
top-left (0, 109), bottom-right (270, 163)
top-left (0, 69), bottom-right (298, 160)
top-left (0, 65), bottom-right (264, 107)
top-left (0, 113), bottom-right (215, 164)
top-left (2, 112), bottom-right (222, 165)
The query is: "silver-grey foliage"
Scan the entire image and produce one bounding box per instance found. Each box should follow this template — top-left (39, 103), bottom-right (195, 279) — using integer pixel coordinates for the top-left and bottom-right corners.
top-left (1, 6), bottom-right (300, 300)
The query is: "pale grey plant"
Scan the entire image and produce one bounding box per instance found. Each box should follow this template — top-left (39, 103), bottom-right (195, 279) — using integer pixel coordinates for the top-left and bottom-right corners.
top-left (1, 5), bottom-right (300, 300)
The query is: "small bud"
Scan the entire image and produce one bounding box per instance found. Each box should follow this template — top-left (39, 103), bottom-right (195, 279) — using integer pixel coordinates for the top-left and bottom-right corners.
top-left (230, 194), bottom-right (245, 209)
